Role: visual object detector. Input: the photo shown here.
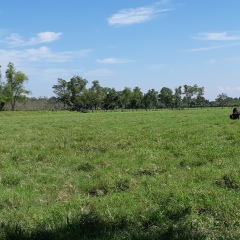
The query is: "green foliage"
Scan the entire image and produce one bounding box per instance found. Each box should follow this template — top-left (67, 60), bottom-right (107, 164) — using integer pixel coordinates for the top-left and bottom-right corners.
top-left (0, 65), bottom-right (7, 111)
top-left (52, 77), bottom-right (210, 111)
top-left (1, 62), bottom-right (30, 111)
top-left (52, 76), bottom-right (88, 110)
top-left (159, 87), bottom-right (173, 108)
top-left (0, 109), bottom-right (240, 238)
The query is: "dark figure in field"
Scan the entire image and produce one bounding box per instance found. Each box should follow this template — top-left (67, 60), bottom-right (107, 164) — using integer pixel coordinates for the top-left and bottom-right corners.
top-left (230, 107), bottom-right (239, 119)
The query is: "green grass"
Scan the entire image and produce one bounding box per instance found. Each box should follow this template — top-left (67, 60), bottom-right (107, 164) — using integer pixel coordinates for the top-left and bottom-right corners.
top-left (0, 108), bottom-right (240, 239)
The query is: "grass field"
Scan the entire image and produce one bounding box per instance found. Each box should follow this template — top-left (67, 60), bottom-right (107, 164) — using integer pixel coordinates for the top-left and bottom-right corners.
top-left (0, 108), bottom-right (240, 239)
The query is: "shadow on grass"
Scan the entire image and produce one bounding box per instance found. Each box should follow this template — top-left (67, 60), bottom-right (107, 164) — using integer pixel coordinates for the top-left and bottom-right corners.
top-left (0, 208), bottom-right (208, 240)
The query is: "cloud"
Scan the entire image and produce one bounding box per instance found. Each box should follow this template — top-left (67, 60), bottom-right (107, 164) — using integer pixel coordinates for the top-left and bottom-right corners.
top-left (218, 86), bottom-right (240, 93)
top-left (5, 31), bottom-right (62, 47)
top-left (208, 58), bottom-right (216, 65)
top-left (185, 43), bottom-right (239, 52)
top-left (0, 47), bottom-right (92, 68)
top-left (193, 32), bottom-right (240, 41)
top-left (25, 47), bottom-right (92, 62)
top-left (28, 68), bottom-right (84, 83)
top-left (224, 55), bottom-right (240, 62)
top-left (97, 58), bottom-right (132, 64)
top-left (108, 4), bottom-right (170, 26)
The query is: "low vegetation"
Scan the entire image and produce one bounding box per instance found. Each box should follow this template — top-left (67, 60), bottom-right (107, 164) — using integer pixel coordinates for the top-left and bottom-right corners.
top-left (0, 108), bottom-right (239, 239)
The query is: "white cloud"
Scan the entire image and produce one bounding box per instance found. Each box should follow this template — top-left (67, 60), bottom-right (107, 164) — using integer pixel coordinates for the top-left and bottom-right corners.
top-left (35, 32), bottom-right (62, 43)
top-left (193, 32), bottom-right (240, 41)
top-left (218, 86), bottom-right (240, 93)
top-left (0, 47), bottom-right (92, 68)
top-left (97, 58), bottom-right (132, 64)
top-left (108, 5), bottom-right (170, 26)
top-left (218, 86), bottom-right (233, 92)
top-left (224, 55), bottom-right (240, 62)
top-left (208, 58), bottom-right (216, 65)
top-left (186, 43), bottom-right (239, 52)
top-left (5, 31), bottom-right (62, 47)
top-left (29, 68), bottom-right (84, 83)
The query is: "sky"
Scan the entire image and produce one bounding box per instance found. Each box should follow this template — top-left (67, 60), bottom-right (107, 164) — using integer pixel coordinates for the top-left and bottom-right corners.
top-left (0, 0), bottom-right (240, 101)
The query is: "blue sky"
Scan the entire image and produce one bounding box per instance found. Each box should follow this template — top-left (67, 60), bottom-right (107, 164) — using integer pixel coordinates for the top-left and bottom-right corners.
top-left (0, 0), bottom-right (240, 100)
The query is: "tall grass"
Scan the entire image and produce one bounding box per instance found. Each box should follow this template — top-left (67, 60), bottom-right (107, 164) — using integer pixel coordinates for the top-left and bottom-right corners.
top-left (0, 108), bottom-right (239, 239)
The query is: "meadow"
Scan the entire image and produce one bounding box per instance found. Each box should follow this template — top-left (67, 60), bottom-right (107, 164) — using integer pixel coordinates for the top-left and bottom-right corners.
top-left (0, 108), bottom-right (239, 239)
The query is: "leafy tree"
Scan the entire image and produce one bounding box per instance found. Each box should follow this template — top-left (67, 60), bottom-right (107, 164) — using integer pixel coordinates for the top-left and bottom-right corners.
top-left (142, 89), bottom-right (158, 109)
top-left (102, 88), bottom-right (120, 110)
top-left (173, 86), bottom-right (182, 108)
top-left (182, 85), bottom-right (194, 107)
top-left (119, 87), bottom-right (132, 109)
top-left (216, 93), bottom-right (228, 107)
top-left (52, 75), bottom-right (88, 110)
top-left (195, 86), bottom-right (206, 107)
top-left (182, 84), bottom-right (205, 107)
top-left (5, 62), bottom-right (30, 111)
top-left (68, 76), bottom-right (88, 110)
top-left (0, 65), bottom-right (7, 110)
top-left (130, 87), bottom-right (143, 109)
top-left (86, 80), bottom-right (104, 111)
top-left (52, 78), bottom-right (70, 109)
top-left (159, 87), bottom-right (173, 108)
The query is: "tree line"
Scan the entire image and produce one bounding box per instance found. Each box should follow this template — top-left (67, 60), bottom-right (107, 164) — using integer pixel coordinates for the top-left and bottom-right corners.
top-left (52, 77), bottom-right (208, 111)
top-left (1, 62), bottom-right (240, 111)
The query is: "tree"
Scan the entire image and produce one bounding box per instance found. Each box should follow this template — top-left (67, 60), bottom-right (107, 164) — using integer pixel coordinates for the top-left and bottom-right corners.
top-left (52, 78), bottom-right (70, 109)
top-left (130, 87), bottom-right (143, 109)
top-left (216, 93), bottom-right (228, 107)
top-left (182, 85), bottom-right (194, 107)
top-left (173, 86), bottom-right (182, 108)
top-left (68, 76), bottom-right (88, 110)
top-left (102, 88), bottom-right (120, 110)
top-left (119, 87), bottom-right (132, 109)
top-left (158, 87), bottom-right (173, 108)
top-left (86, 80), bottom-right (104, 111)
top-left (182, 84), bottom-right (205, 107)
top-left (142, 89), bottom-right (159, 109)
top-left (0, 65), bottom-right (7, 111)
top-left (195, 86), bottom-right (205, 107)
top-left (5, 62), bottom-right (30, 111)
top-left (52, 75), bottom-right (88, 111)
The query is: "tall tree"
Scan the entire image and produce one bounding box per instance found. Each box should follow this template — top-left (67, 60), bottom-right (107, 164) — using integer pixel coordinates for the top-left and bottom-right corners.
top-left (142, 89), bottom-right (159, 109)
top-left (102, 88), bottom-right (120, 110)
top-left (216, 93), bottom-right (228, 107)
top-left (196, 86), bottom-right (205, 107)
top-left (68, 76), bottom-right (88, 110)
top-left (130, 87), bottom-right (143, 109)
top-left (52, 78), bottom-right (70, 109)
top-left (158, 87), bottom-right (173, 108)
top-left (0, 65), bottom-right (6, 111)
top-left (173, 86), bottom-right (182, 108)
top-left (182, 85), bottom-right (194, 107)
top-left (119, 87), bottom-right (132, 109)
top-left (86, 80), bottom-right (104, 110)
top-left (5, 62), bottom-right (30, 111)
top-left (53, 75), bottom-right (88, 110)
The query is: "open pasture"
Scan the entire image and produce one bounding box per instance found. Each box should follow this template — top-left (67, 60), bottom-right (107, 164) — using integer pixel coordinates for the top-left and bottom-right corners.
top-left (0, 108), bottom-right (239, 239)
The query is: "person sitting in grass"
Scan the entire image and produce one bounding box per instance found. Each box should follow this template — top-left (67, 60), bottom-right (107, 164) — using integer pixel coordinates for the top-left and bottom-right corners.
top-left (230, 107), bottom-right (239, 120)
